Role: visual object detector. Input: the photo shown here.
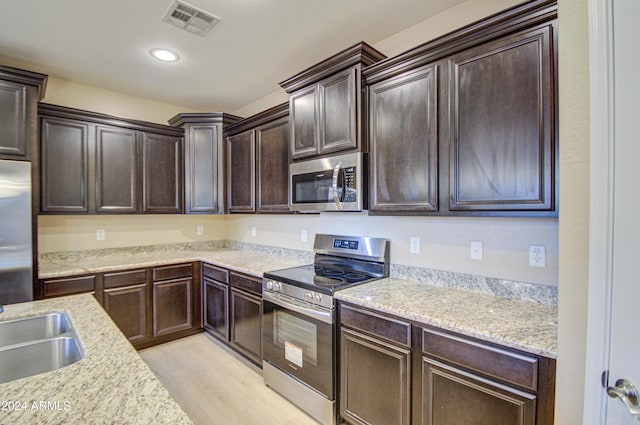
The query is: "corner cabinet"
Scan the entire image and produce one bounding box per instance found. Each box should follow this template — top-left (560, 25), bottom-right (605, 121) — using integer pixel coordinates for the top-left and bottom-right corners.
top-left (226, 103), bottom-right (290, 214)
top-left (280, 42), bottom-right (386, 160)
top-left (338, 303), bottom-right (556, 425)
top-left (39, 262), bottom-right (201, 350)
top-left (363, 0), bottom-right (558, 216)
top-left (168, 113), bottom-right (243, 214)
top-left (39, 104), bottom-right (185, 214)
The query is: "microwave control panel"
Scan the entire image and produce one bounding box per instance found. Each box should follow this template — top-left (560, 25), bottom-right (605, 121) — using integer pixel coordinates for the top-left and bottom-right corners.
top-left (344, 167), bottom-right (357, 202)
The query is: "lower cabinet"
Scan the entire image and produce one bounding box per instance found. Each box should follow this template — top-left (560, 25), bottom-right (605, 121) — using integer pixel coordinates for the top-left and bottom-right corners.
top-left (202, 262), bottom-right (263, 366)
top-left (40, 262), bottom-right (201, 349)
top-left (103, 269), bottom-right (149, 345)
top-left (338, 302), bottom-right (556, 425)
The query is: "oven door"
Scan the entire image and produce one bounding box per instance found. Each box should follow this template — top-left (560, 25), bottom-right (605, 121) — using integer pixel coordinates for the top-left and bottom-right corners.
top-left (262, 291), bottom-right (335, 399)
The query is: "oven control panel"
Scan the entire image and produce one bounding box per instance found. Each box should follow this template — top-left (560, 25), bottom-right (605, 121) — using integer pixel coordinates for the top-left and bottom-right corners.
top-left (263, 279), bottom-right (333, 310)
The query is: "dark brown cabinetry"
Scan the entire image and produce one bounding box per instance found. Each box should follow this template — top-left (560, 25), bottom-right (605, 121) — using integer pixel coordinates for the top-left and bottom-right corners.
top-left (95, 125), bottom-right (138, 213)
top-left (363, 0), bottom-right (558, 216)
top-left (447, 25), bottom-right (555, 212)
top-left (201, 263), bottom-right (263, 366)
top-left (340, 304), bottom-right (412, 425)
top-left (142, 133), bottom-right (183, 213)
top-left (202, 264), bottom-right (229, 340)
top-left (168, 113), bottom-right (243, 214)
top-left (338, 303), bottom-right (556, 425)
top-left (226, 129), bottom-right (255, 213)
top-left (0, 66), bottom-right (47, 161)
top-left (226, 103), bottom-right (290, 214)
top-left (103, 269), bottom-right (149, 345)
top-left (38, 104), bottom-right (185, 214)
top-left (280, 42), bottom-right (385, 160)
top-left (367, 64), bottom-right (439, 212)
top-left (39, 262), bottom-right (201, 349)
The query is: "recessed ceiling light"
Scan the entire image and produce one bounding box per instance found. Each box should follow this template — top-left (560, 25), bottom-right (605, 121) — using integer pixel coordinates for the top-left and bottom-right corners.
top-left (150, 48), bottom-right (180, 62)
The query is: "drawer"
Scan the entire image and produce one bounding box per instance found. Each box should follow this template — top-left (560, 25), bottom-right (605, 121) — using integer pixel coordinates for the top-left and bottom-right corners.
top-left (202, 263), bottom-right (229, 283)
top-left (340, 304), bottom-right (411, 347)
top-left (43, 275), bottom-right (96, 298)
top-left (152, 263), bottom-right (193, 281)
top-left (104, 269), bottom-right (147, 289)
top-left (422, 327), bottom-right (539, 391)
top-left (229, 272), bottom-right (261, 296)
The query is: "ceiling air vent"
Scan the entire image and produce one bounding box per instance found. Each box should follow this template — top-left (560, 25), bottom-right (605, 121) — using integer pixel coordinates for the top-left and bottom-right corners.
top-left (162, 0), bottom-right (220, 37)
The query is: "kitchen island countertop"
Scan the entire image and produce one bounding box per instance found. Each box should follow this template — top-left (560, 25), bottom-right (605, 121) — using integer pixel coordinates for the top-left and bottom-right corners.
top-left (0, 294), bottom-right (193, 424)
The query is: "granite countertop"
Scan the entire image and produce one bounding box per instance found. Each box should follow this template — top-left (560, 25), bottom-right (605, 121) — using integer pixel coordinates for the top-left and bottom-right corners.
top-left (335, 278), bottom-right (557, 358)
top-left (0, 294), bottom-right (192, 424)
top-left (39, 248), bottom-right (310, 280)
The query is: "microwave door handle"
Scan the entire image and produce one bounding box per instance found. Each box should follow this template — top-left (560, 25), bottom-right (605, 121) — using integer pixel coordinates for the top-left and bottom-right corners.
top-left (332, 162), bottom-right (343, 210)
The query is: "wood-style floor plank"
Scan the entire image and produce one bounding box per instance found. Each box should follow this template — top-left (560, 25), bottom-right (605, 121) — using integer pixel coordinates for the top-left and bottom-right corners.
top-left (139, 333), bottom-right (321, 425)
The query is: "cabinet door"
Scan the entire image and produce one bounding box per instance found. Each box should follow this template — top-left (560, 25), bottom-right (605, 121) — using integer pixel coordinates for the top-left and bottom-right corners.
top-left (95, 125), bottom-right (138, 213)
top-left (256, 116), bottom-right (290, 212)
top-left (369, 64), bottom-right (438, 212)
top-left (0, 81), bottom-right (27, 157)
top-left (203, 277), bottom-right (229, 341)
top-left (448, 25), bottom-right (555, 211)
top-left (340, 328), bottom-right (411, 425)
top-left (185, 124), bottom-right (223, 214)
top-left (40, 117), bottom-right (89, 212)
top-left (420, 357), bottom-right (536, 425)
top-left (290, 85), bottom-right (318, 159)
top-left (104, 283), bottom-right (149, 344)
top-left (319, 67), bottom-right (358, 155)
top-left (229, 288), bottom-right (262, 365)
top-left (142, 133), bottom-right (183, 213)
top-left (227, 129), bottom-right (255, 212)
top-left (153, 277), bottom-right (193, 337)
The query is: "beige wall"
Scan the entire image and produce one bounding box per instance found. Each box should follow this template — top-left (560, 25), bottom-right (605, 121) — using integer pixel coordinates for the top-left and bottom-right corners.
top-left (556, 0), bottom-right (590, 422)
top-left (227, 214), bottom-right (558, 286)
top-left (38, 215), bottom-right (227, 253)
top-left (0, 54), bottom-right (202, 125)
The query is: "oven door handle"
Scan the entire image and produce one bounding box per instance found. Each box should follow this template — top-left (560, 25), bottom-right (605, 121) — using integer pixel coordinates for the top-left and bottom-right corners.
top-left (263, 291), bottom-right (334, 325)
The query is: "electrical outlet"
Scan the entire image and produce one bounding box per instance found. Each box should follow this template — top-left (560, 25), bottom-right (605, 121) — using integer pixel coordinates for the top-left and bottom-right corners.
top-left (301, 229), bottom-right (308, 242)
top-left (251, 226), bottom-right (256, 237)
top-left (470, 241), bottom-right (483, 260)
top-left (96, 229), bottom-right (105, 241)
top-left (410, 237), bottom-right (421, 254)
top-left (196, 225), bottom-right (204, 236)
top-left (529, 245), bottom-right (546, 267)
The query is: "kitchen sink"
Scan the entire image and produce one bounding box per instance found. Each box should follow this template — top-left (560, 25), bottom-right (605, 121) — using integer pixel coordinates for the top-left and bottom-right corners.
top-left (0, 312), bottom-right (85, 384)
top-left (0, 312), bottom-right (71, 348)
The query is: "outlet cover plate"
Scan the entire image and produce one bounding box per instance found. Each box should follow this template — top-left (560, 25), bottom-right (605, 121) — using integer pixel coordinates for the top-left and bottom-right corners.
top-left (470, 241), bottom-right (483, 260)
top-left (410, 237), bottom-right (421, 254)
top-left (529, 245), bottom-right (546, 267)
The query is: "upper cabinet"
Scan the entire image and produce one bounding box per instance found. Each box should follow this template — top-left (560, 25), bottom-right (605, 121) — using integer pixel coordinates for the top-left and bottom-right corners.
top-left (280, 42), bottom-right (386, 160)
top-left (0, 66), bottom-right (47, 161)
top-left (226, 103), bottom-right (290, 214)
top-left (448, 25), bottom-right (554, 212)
top-left (364, 0), bottom-right (558, 216)
top-left (39, 104), bottom-right (185, 214)
top-left (169, 113), bottom-right (243, 214)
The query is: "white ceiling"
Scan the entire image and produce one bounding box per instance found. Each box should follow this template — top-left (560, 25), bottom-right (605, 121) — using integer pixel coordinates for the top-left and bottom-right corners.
top-left (0, 0), bottom-right (467, 112)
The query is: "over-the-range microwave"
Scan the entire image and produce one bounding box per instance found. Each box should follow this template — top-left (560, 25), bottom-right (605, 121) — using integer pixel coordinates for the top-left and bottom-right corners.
top-left (289, 152), bottom-right (365, 213)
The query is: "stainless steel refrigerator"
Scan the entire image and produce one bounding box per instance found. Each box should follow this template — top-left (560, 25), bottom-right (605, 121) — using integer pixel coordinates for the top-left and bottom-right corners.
top-left (0, 159), bottom-right (33, 304)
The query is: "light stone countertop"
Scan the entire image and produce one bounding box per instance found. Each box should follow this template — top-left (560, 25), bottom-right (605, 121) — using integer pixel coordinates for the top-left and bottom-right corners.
top-left (0, 294), bottom-right (193, 425)
top-left (39, 249), bottom-right (310, 280)
top-left (335, 278), bottom-right (557, 358)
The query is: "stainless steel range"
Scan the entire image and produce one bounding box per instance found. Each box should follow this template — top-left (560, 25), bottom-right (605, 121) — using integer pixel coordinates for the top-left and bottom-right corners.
top-left (262, 234), bottom-right (390, 425)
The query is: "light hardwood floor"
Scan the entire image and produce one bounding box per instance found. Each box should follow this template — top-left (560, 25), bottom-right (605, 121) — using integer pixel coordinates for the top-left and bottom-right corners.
top-left (139, 333), bottom-right (321, 425)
